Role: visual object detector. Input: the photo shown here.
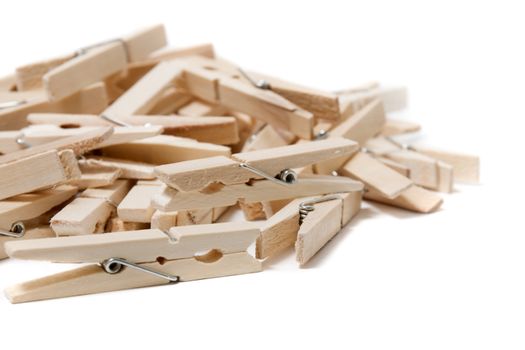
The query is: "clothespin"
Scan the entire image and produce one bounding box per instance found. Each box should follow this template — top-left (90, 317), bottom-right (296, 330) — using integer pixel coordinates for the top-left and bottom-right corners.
top-left (314, 98), bottom-right (387, 174)
top-left (0, 185), bottom-right (78, 259)
top-left (364, 136), bottom-right (457, 193)
top-left (256, 191), bottom-right (362, 265)
top-left (0, 124), bottom-right (162, 154)
top-left (27, 113), bottom-right (240, 145)
top-left (152, 138), bottom-right (362, 212)
top-left (0, 82), bottom-right (108, 130)
top-left (4, 222), bottom-right (262, 303)
top-left (176, 56), bottom-right (315, 140)
top-left (336, 84), bottom-right (408, 114)
top-left (16, 25), bottom-right (167, 100)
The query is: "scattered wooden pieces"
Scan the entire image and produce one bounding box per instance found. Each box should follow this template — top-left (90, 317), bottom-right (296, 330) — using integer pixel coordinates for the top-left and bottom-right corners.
top-left (0, 24), bottom-right (478, 303)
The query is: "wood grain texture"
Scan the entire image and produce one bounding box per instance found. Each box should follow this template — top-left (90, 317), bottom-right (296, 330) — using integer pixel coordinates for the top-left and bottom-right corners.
top-left (155, 137), bottom-right (357, 191)
top-left (102, 61), bottom-right (183, 120)
top-left (364, 185), bottom-right (443, 213)
top-left (412, 146), bottom-right (479, 183)
top-left (0, 150), bottom-right (80, 200)
top-left (0, 126), bottom-right (113, 164)
top-left (117, 184), bottom-right (163, 222)
top-left (153, 176), bottom-right (364, 211)
top-left (5, 252), bottom-right (261, 303)
top-left (340, 152), bottom-right (413, 199)
top-left (102, 135), bottom-right (231, 165)
top-left (0, 83), bottom-right (108, 130)
top-left (44, 42), bottom-right (127, 101)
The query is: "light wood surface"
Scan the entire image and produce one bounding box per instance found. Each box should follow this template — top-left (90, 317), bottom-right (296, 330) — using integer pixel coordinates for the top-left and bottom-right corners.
top-left (365, 185), bottom-right (443, 213)
top-left (340, 152), bottom-right (413, 198)
top-left (117, 184), bottom-right (163, 223)
top-left (0, 150), bottom-right (80, 200)
top-left (44, 42), bottom-right (127, 101)
top-left (155, 137), bottom-right (357, 191)
top-left (153, 175), bottom-right (364, 211)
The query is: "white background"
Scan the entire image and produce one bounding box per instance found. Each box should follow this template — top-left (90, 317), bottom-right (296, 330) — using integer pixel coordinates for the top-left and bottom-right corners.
top-left (0, 1), bottom-right (524, 349)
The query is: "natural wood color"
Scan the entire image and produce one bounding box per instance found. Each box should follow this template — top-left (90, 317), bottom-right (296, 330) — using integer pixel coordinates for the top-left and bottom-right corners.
top-left (151, 210), bottom-right (178, 231)
top-left (338, 85), bottom-right (407, 113)
top-left (180, 57), bottom-right (315, 139)
top-left (147, 88), bottom-right (192, 115)
top-left (242, 124), bottom-right (290, 152)
top-left (376, 157), bottom-right (410, 177)
top-left (6, 222), bottom-right (259, 263)
top-left (106, 217), bottom-right (149, 232)
top-left (315, 99), bottom-right (386, 174)
top-left (51, 180), bottom-right (132, 236)
top-left (364, 185), bottom-right (443, 213)
top-left (0, 185), bottom-right (78, 231)
top-left (51, 197), bottom-right (114, 236)
top-left (134, 43), bottom-right (215, 67)
top-left (155, 137), bottom-right (357, 191)
top-left (44, 42), bottom-right (127, 101)
top-left (117, 184), bottom-right (163, 222)
top-left (70, 162), bottom-right (122, 189)
top-left (245, 70), bottom-right (340, 120)
top-left (340, 152), bottom-right (412, 199)
top-left (5, 252), bottom-right (260, 303)
top-left (177, 100), bottom-right (227, 117)
top-left (0, 126), bottom-right (113, 164)
top-left (102, 135), bottom-right (231, 165)
top-left (122, 24), bottom-right (167, 62)
top-left (82, 157), bottom-right (155, 179)
top-left (153, 176), bottom-right (364, 211)
top-left (0, 83), bottom-right (108, 130)
top-left (386, 150), bottom-right (440, 191)
top-left (0, 226), bottom-right (56, 260)
top-left (294, 192), bottom-right (361, 265)
top-left (296, 198), bottom-right (342, 265)
top-left (177, 209), bottom-right (213, 226)
top-left (256, 198), bottom-right (302, 259)
top-left (28, 114), bottom-right (239, 145)
top-left (102, 61), bottom-right (183, 121)
top-left (15, 54), bottom-right (75, 91)
top-left (382, 119), bottom-right (421, 136)
top-left (411, 146), bottom-right (479, 183)
top-left (238, 201), bottom-right (267, 221)
top-left (0, 150), bottom-right (80, 200)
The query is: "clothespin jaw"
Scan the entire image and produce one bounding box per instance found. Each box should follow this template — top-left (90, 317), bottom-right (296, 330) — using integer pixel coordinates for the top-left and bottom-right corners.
top-left (4, 223), bottom-right (262, 303)
top-left (152, 138), bottom-right (362, 212)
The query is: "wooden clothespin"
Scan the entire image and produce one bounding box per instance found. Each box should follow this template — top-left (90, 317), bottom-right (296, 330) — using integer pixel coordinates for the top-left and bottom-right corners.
top-left (364, 136), bottom-right (458, 193)
top-left (176, 56), bottom-right (316, 139)
top-left (152, 138), bottom-right (361, 212)
top-left (4, 222), bottom-right (262, 303)
top-left (16, 25), bottom-right (167, 100)
top-left (256, 191), bottom-right (362, 265)
top-left (27, 113), bottom-right (240, 145)
top-left (314, 98), bottom-right (387, 174)
top-left (0, 82), bottom-right (108, 130)
top-left (0, 185), bottom-right (78, 259)
top-left (0, 123), bottom-right (163, 154)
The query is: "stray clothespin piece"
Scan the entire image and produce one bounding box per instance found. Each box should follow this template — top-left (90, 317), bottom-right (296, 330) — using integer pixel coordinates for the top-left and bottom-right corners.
top-left (4, 222), bottom-right (261, 303)
top-left (256, 191), bottom-right (362, 263)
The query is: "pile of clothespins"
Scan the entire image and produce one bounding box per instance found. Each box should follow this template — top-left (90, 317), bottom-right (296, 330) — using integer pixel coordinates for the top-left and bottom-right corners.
top-left (0, 24), bottom-right (479, 303)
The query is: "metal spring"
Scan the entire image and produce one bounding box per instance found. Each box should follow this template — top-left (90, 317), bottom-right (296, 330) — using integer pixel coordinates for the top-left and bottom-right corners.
top-left (101, 257), bottom-right (180, 283)
top-left (0, 222), bottom-right (26, 238)
top-left (298, 195), bottom-right (341, 224)
top-left (239, 163), bottom-right (298, 186)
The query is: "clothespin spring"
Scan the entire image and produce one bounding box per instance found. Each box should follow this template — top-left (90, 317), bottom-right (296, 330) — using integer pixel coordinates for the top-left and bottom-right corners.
top-left (0, 222), bottom-right (25, 238)
top-left (298, 195), bottom-right (342, 224)
top-left (101, 257), bottom-right (180, 282)
top-left (239, 163), bottom-right (298, 186)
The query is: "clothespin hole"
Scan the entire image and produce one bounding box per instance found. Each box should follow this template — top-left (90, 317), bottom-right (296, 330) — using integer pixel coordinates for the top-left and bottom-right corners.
top-left (156, 256), bottom-right (167, 265)
top-left (59, 123), bottom-right (81, 129)
top-left (194, 249), bottom-right (223, 264)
